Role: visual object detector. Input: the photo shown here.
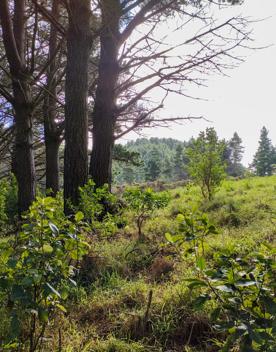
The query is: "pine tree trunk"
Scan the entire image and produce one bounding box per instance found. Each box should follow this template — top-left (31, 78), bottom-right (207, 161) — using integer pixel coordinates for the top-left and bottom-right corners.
top-left (45, 136), bottom-right (60, 195)
top-left (64, 0), bottom-right (92, 213)
top-left (0, 0), bottom-right (36, 214)
top-left (89, 0), bottom-right (120, 188)
top-left (44, 0), bottom-right (61, 196)
top-left (13, 81), bottom-right (36, 214)
top-left (44, 74), bottom-right (61, 196)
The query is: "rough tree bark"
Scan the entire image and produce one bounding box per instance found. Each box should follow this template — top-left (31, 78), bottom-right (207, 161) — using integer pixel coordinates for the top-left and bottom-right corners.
top-left (44, 128), bottom-right (60, 195)
top-left (64, 0), bottom-right (92, 212)
top-left (44, 0), bottom-right (61, 196)
top-left (0, 0), bottom-right (36, 214)
top-left (89, 0), bottom-right (121, 189)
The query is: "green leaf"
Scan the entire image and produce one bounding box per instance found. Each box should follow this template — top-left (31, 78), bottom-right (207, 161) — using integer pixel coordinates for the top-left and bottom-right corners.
top-left (11, 285), bottom-right (25, 301)
top-left (60, 288), bottom-right (69, 300)
top-left (208, 224), bottom-right (218, 234)
top-left (56, 304), bottom-right (67, 313)
top-left (196, 257), bottom-right (206, 271)
top-left (186, 278), bottom-right (208, 289)
top-left (69, 250), bottom-right (80, 260)
top-left (75, 211), bottom-right (84, 222)
top-left (210, 307), bottom-right (221, 321)
top-left (38, 308), bottom-right (49, 323)
top-left (42, 244), bottom-right (54, 254)
top-left (249, 329), bottom-right (262, 344)
top-left (260, 296), bottom-right (276, 314)
top-left (0, 278), bottom-right (9, 290)
top-left (193, 294), bottom-right (210, 310)
top-left (10, 313), bottom-right (21, 338)
top-left (21, 277), bottom-right (33, 286)
top-left (2, 342), bottom-right (19, 350)
top-left (165, 232), bottom-right (173, 243)
top-left (7, 258), bottom-right (18, 269)
top-left (165, 233), bottom-right (183, 244)
top-left (176, 213), bottom-right (185, 222)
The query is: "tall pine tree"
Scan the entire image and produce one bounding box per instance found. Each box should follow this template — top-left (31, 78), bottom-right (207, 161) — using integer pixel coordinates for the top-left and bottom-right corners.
top-left (145, 147), bottom-right (162, 182)
top-left (173, 144), bottom-right (188, 180)
top-left (228, 132), bottom-right (244, 176)
top-left (252, 127), bottom-right (274, 176)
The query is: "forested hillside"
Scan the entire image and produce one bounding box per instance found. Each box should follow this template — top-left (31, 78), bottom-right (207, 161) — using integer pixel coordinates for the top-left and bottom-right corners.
top-left (113, 138), bottom-right (189, 184)
top-left (113, 127), bottom-right (276, 185)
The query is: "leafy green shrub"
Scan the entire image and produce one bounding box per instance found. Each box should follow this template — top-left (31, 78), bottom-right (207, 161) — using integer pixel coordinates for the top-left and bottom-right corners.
top-left (185, 128), bottom-right (226, 200)
top-left (165, 209), bottom-right (218, 259)
top-left (0, 179), bottom-right (8, 227)
top-left (79, 180), bottom-right (123, 237)
top-left (167, 207), bottom-right (276, 351)
top-left (4, 174), bottom-right (18, 223)
top-left (123, 187), bottom-right (170, 240)
top-left (0, 175), bottom-right (18, 229)
top-left (189, 246), bottom-right (276, 351)
top-left (0, 196), bottom-right (89, 351)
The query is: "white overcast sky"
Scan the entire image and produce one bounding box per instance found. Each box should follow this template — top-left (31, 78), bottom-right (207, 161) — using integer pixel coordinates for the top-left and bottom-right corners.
top-left (121, 1), bottom-right (276, 166)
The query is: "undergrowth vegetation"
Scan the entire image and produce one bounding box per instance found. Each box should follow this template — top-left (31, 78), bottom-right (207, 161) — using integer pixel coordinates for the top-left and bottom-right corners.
top-left (0, 176), bottom-right (275, 351)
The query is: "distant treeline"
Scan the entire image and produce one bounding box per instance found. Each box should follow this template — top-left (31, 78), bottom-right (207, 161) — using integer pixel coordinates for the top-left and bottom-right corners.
top-left (113, 138), bottom-right (190, 184)
top-left (113, 127), bottom-right (276, 185)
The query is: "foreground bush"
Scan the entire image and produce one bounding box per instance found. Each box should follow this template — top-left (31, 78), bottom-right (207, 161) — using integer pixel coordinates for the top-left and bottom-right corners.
top-left (0, 175), bottom-right (18, 228)
top-left (123, 187), bottom-right (170, 240)
top-left (166, 209), bottom-right (276, 352)
top-left (0, 196), bottom-right (89, 351)
top-left (80, 180), bottom-right (123, 237)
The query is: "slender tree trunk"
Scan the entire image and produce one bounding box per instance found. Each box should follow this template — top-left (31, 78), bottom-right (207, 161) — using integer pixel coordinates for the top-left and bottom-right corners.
top-left (90, 107), bottom-right (115, 189)
top-left (0, 0), bottom-right (36, 214)
top-left (64, 0), bottom-right (92, 213)
top-left (44, 89), bottom-right (61, 196)
top-left (89, 0), bottom-right (120, 189)
top-left (45, 134), bottom-right (60, 195)
top-left (44, 0), bottom-right (61, 196)
top-left (13, 81), bottom-right (36, 214)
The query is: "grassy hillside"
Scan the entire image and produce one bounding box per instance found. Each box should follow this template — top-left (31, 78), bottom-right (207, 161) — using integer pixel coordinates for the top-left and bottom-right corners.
top-left (1, 176), bottom-right (275, 351)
